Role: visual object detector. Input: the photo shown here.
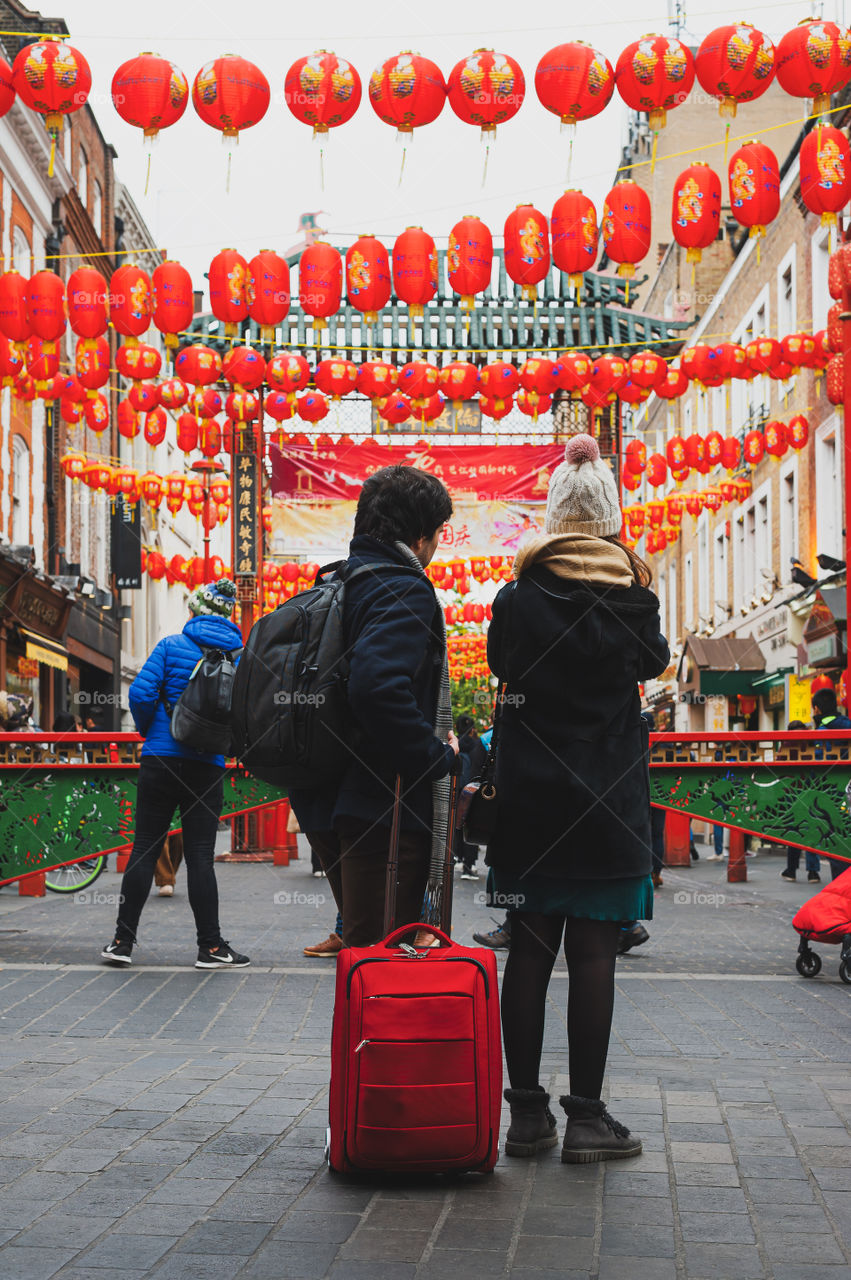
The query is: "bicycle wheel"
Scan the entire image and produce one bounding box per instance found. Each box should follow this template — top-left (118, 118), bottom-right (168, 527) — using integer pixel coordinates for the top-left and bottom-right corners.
top-left (44, 857), bottom-right (106, 894)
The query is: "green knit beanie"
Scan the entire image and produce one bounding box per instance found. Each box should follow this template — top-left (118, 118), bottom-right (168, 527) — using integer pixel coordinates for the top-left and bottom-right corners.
top-left (187, 578), bottom-right (238, 618)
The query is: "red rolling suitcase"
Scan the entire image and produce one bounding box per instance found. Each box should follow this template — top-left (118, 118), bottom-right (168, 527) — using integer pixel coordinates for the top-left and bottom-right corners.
top-left (327, 775), bottom-right (502, 1175)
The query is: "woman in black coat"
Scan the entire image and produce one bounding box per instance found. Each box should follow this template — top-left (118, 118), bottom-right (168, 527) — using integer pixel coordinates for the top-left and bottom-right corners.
top-left (487, 434), bottom-right (669, 1164)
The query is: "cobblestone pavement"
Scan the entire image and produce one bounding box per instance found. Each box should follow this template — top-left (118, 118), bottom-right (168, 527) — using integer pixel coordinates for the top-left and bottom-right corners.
top-left (0, 838), bottom-right (850, 1280)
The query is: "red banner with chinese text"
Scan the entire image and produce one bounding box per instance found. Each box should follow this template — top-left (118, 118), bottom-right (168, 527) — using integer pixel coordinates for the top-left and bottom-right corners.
top-left (269, 441), bottom-right (562, 502)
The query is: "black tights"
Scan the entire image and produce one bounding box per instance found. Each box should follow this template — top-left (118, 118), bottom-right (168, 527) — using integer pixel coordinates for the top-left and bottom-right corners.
top-left (501, 913), bottom-right (621, 1099)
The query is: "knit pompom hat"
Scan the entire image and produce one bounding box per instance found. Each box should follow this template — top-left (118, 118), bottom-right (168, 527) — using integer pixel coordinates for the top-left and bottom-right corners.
top-left (544, 434), bottom-right (622, 537)
top-left (188, 577), bottom-right (238, 618)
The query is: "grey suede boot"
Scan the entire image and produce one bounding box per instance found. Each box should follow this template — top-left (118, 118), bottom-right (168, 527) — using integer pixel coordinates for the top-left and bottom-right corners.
top-left (559, 1094), bottom-right (642, 1163)
top-left (504, 1087), bottom-right (559, 1157)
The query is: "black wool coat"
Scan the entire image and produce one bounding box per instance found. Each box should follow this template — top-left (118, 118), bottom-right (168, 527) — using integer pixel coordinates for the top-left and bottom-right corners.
top-left (485, 566), bottom-right (670, 880)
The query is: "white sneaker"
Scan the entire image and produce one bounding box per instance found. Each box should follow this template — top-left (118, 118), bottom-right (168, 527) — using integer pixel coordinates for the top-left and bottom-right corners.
top-left (704, 854), bottom-right (723, 862)
top-left (158, 884), bottom-right (174, 897)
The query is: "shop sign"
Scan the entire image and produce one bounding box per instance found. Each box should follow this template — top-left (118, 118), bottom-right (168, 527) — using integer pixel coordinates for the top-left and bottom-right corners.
top-left (705, 694), bottom-right (728, 732)
top-left (111, 495), bottom-right (142, 590)
top-left (767, 683), bottom-right (785, 707)
top-left (787, 673), bottom-right (813, 723)
top-left (808, 635), bottom-right (839, 664)
top-left (17, 590), bottom-right (62, 634)
top-left (233, 449), bottom-right (259, 579)
top-left (17, 657), bottom-right (38, 678)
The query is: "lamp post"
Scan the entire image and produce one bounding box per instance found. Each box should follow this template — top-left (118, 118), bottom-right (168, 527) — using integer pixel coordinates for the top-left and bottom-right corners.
top-left (189, 458), bottom-right (226, 581)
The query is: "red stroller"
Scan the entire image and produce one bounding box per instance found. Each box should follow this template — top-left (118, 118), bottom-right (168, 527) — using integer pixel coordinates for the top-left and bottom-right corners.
top-left (792, 865), bottom-right (851, 983)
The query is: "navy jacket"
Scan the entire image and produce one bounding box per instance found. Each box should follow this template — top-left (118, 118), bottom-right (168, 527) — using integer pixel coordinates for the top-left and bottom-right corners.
top-left (289, 535), bottom-right (455, 834)
top-left (129, 614), bottom-right (243, 766)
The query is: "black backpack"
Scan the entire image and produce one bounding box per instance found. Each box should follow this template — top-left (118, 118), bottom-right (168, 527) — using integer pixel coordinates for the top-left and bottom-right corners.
top-left (230, 559), bottom-right (417, 787)
top-left (164, 640), bottom-right (242, 756)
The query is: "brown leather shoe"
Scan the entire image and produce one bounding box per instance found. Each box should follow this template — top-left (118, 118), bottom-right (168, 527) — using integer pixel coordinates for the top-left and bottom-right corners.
top-left (652, 872), bottom-right (663, 888)
top-left (303, 932), bottom-right (343, 957)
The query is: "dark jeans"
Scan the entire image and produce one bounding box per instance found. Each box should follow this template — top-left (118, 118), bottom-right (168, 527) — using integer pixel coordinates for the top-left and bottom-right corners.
top-left (115, 756), bottom-right (225, 949)
top-left (307, 820), bottom-right (430, 947)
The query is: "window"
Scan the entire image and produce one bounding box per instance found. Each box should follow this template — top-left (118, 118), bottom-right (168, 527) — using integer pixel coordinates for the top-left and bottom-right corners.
top-left (755, 489), bottom-right (771, 585)
top-left (11, 436), bottom-right (29, 544)
top-left (714, 526), bottom-right (728, 619)
top-left (78, 146), bottom-right (88, 210)
top-left (684, 553), bottom-right (694, 629)
top-left (816, 419), bottom-right (842, 561)
top-left (12, 226), bottom-right (30, 275)
top-left (812, 227), bottom-right (832, 332)
top-left (92, 180), bottom-right (103, 238)
top-left (698, 519), bottom-right (709, 621)
top-left (779, 461), bottom-right (798, 579)
top-left (777, 250), bottom-right (796, 334)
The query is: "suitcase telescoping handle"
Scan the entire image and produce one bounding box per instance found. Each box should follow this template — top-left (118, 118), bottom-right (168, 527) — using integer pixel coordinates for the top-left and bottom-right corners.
top-left (383, 923), bottom-right (453, 949)
top-left (383, 763), bottom-right (461, 939)
top-left (383, 774), bottom-right (404, 937)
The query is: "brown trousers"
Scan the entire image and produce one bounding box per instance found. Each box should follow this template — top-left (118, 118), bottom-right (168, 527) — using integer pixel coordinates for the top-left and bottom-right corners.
top-left (153, 830), bottom-right (184, 888)
top-left (306, 819), bottom-right (430, 947)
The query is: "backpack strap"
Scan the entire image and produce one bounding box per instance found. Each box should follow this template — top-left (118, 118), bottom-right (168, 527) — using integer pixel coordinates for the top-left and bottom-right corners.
top-left (159, 638), bottom-right (242, 718)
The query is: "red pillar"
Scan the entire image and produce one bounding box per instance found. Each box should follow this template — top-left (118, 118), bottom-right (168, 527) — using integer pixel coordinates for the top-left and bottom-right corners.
top-left (116, 847), bottom-right (131, 873)
top-left (664, 810), bottom-right (691, 866)
top-left (273, 801), bottom-right (289, 867)
top-left (727, 828), bottom-right (747, 882)
top-left (18, 871), bottom-right (45, 896)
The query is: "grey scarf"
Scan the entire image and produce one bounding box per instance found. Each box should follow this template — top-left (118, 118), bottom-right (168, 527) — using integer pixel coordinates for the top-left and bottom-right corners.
top-left (393, 540), bottom-right (453, 925)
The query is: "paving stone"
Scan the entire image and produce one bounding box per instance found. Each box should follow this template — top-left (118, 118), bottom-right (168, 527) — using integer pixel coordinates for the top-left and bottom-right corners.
top-left (679, 1210), bottom-right (756, 1242)
top-left (675, 1186), bottom-right (749, 1213)
top-left (73, 1234), bottom-right (176, 1270)
top-left (326, 1265), bottom-right (417, 1280)
top-left (435, 1214), bottom-right (515, 1251)
top-left (272, 1212), bottom-right (361, 1244)
top-left (764, 1233), bottom-right (848, 1264)
top-left (10, 1214), bottom-right (113, 1250)
top-left (597, 1260), bottom-right (677, 1280)
top-left (600, 1222), bottom-right (676, 1257)
top-left (523, 1203), bottom-right (598, 1235)
top-left (512, 1234), bottom-right (595, 1270)
top-left (336, 1227), bottom-right (429, 1263)
top-left (234, 1241), bottom-right (342, 1279)
top-left (673, 1163), bottom-right (742, 1187)
top-left (416, 1249), bottom-right (519, 1280)
top-left (0, 1246), bottom-right (78, 1279)
top-left (173, 1219), bottom-right (273, 1255)
top-left (684, 1242), bottom-right (767, 1277)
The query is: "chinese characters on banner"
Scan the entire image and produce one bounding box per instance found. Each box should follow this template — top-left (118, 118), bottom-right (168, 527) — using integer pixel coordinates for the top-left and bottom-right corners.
top-left (270, 441), bottom-right (563, 502)
top-left (232, 447), bottom-right (259, 579)
top-left (111, 494), bottom-right (142, 590)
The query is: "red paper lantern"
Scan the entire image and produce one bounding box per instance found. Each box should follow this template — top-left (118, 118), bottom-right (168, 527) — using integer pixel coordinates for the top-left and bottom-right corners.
top-left (264, 390), bottom-right (296, 423)
top-left (175, 344), bottom-right (220, 386)
top-left (764, 420), bottom-right (788, 459)
top-left (266, 352), bottom-right (310, 397)
top-left (223, 345), bottom-right (266, 390)
top-left (146, 551), bottom-right (166, 580)
top-left (447, 215), bottom-right (493, 310)
top-left (439, 361), bottom-right (478, 403)
top-left (25, 335), bottom-right (59, 386)
top-left (666, 435), bottom-right (687, 468)
top-left (714, 341), bottom-right (748, 383)
top-left (671, 163), bottom-right (722, 265)
top-left (411, 392), bottom-right (445, 423)
top-left (356, 360), bottom-right (397, 399)
top-left (209, 249), bottom-right (248, 337)
top-left (368, 52), bottom-right (446, 134)
top-left (75, 336), bottom-right (110, 393)
top-left (298, 241), bottom-right (342, 331)
top-left (479, 360), bottom-right (519, 398)
top-left (378, 391), bottom-right (411, 425)
top-left (480, 394), bottom-right (513, 421)
top-left (115, 343), bottom-right (158, 385)
top-left (517, 388), bottom-right (551, 418)
top-left (615, 35), bottom-right (695, 131)
top-left (0, 332), bottom-right (23, 384)
top-left (720, 437), bottom-right (742, 471)
top-left (297, 390), bottom-right (329, 423)
top-left (556, 351), bottom-right (593, 397)
top-left (628, 349), bottom-right (667, 390)
top-left (225, 390), bottom-right (259, 422)
top-left (394, 360), bottom-right (437, 400)
top-left (110, 265), bottom-right (152, 341)
top-left (781, 332), bottom-right (817, 374)
top-left (0, 271), bottom-right (29, 346)
top-left (26, 271), bottom-right (65, 342)
top-left (551, 190), bottom-right (598, 288)
top-left (622, 467), bottom-right (642, 493)
top-left (788, 414), bottom-right (810, 450)
top-left (315, 358), bottom-right (358, 400)
top-left (776, 19), bottom-right (851, 114)
top-left (152, 260), bottom-right (193, 348)
top-left (447, 49), bottom-right (524, 136)
top-left (681, 344), bottom-right (720, 387)
top-left (60, 399), bottom-right (83, 425)
top-left (602, 181), bottom-right (651, 281)
top-left (192, 55), bottom-right (270, 138)
top-left (728, 140), bottom-right (780, 240)
top-left (705, 431), bottom-right (724, 465)
top-left (829, 301), bottom-right (843, 353)
top-left (743, 429), bottom-right (765, 465)
top-left (746, 336), bottom-right (782, 376)
top-left (624, 439), bottom-right (647, 475)
top-left (684, 433), bottom-right (706, 467)
top-left (12, 38), bottom-right (90, 164)
top-left (158, 377), bottom-right (189, 411)
top-left (345, 236), bottom-right (391, 324)
top-left (647, 500), bottom-right (666, 528)
top-left (0, 57), bottom-right (14, 120)
top-left (583, 353), bottom-right (627, 410)
top-left (519, 357), bottom-right (559, 396)
top-left (284, 51), bottom-right (361, 134)
top-left (84, 393), bottom-right (109, 435)
top-left (535, 42), bottom-right (614, 125)
top-left (247, 250), bottom-right (290, 340)
top-left (199, 421), bottom-right (222, 458)
top-left (117, 399), bottom-right (140, 440)
top-left (656, 366), bottom-right (689, 399)
top-left (504, 204), bottom-right (550, 301)
top-left (67, 266), bottom-right (108, 338)
top-left (175, 416), bottom-right (197, 453)
top-left (111, 53), bottom-right (189, 139)
top-left (827, 353), bottom-right (844, 404)
top-left (392, 227), bottom-right (437, 315)
top-left (800, 123), bottom-right (851, 229)
top-left (144, 406), bottom-right (168, 446)
top-left (129, 381), bottom-right (160, 413)
top-left (695, 23), bottom-right (776, 118)
top-left (189, 387), bottom-right (222, 419)
top-left (666, 493), bottom-right (685, 525)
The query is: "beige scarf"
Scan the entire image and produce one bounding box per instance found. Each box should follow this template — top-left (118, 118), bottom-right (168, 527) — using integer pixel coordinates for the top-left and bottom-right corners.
top-left (513, 532), bottom-right (634, 586)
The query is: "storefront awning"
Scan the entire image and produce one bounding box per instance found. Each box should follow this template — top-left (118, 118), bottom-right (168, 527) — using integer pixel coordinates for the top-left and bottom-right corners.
top-left (20, 628), bottom-right (68, 672)
top-left (678, 634), bottom-right (766, 697)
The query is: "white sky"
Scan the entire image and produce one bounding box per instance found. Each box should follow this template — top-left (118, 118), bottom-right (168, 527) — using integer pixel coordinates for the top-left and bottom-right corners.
top-left (57, 0), bottom-right (832, 293)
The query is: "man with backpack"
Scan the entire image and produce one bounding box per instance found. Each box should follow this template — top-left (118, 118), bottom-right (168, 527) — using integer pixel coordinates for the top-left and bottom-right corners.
top-left (287, 465), bottom-right (460, 947)
top-left (101, 578), bottom-right (250, 969)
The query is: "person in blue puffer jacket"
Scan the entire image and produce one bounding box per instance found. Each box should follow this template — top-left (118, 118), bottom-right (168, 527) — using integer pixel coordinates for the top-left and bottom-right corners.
top-left (101, 579), bottom-right (250, 970)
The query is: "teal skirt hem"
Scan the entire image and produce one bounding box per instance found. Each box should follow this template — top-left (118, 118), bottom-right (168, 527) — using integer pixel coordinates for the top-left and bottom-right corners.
top-left (489, 871), bottom-right (654, 922)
